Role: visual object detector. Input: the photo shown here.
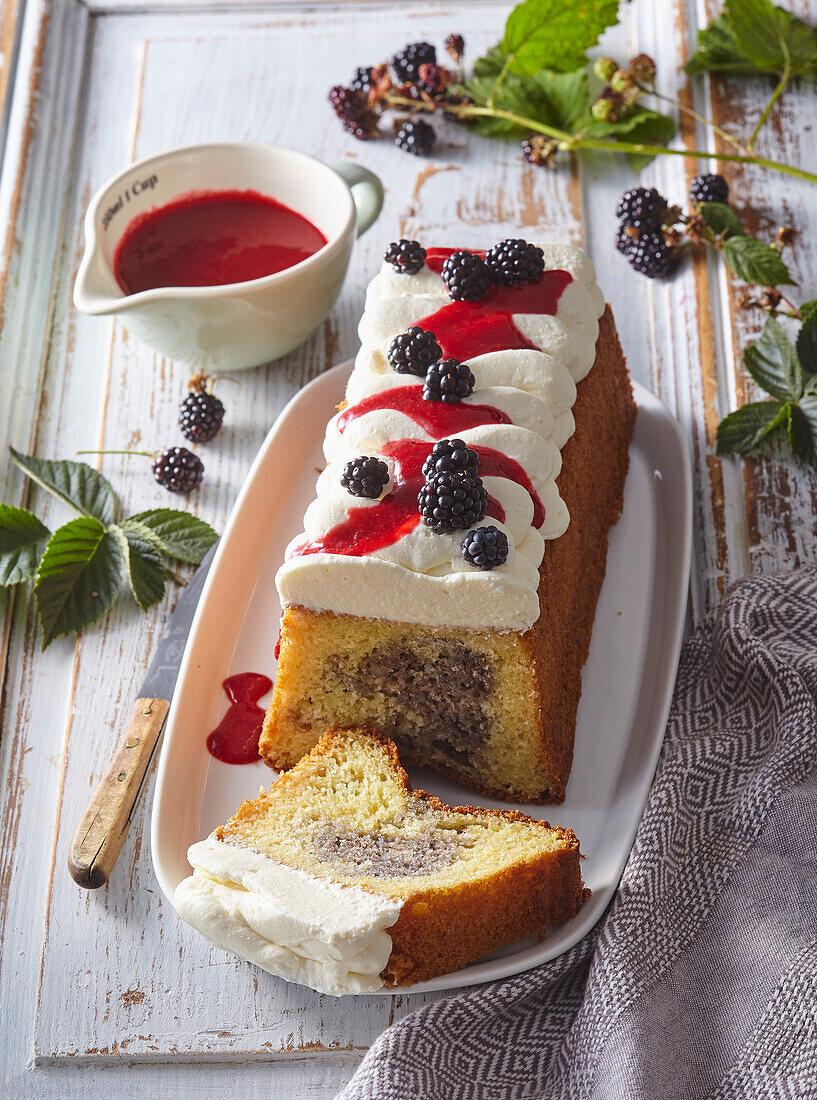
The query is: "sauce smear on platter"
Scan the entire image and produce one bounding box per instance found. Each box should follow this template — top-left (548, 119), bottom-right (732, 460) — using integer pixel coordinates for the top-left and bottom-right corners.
top-left (206, 672), bottom-right (273, 765)
top-left (114, 190), bottom-right (326, 294)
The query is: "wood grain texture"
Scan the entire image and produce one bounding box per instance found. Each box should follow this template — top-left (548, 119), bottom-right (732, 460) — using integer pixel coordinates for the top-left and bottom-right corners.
top-left (0, 0), bottom-right (814, 1095)
top-left (68, 698), bottom-right (171, 889)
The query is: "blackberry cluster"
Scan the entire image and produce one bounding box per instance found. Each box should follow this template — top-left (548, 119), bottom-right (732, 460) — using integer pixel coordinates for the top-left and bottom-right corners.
top-left (349, 66), bottom-right (374, 94)
top-left (418, 472), bottom-right (487, 533)
top-left (485, 239), bottom-right (544, 286)
top-left (388, 326), bottom-right (442, 375)
top-left (423, 359), bottom-right (475, 403)
top-left (340, 456), bottom-right (389, 499)
top-left (690, 173), bottom-right (729, 206)
top-left (395, 119), bottom-right (436, 156)
top-left (391, 41), bottom-right (436, 82)
top-left (384, 239), bottom-right (426, 275)
top-left (615, 185), bottom-right (678, 280)
top-left (441, 250), bottom-right (493, 301)
top-left (152, 447), bottom-right (204, 494)
top-left (616, 186), bottom-right (666, 230)
top-left (521, 136), bottom-right (556, 167)
top-left (327, 85), bottom-right (377, 140)
top-left (422, 438), bottom-right (479, 480)
top-left (628, 231), bottom-right (679, 279)
top-left (461, 525), bottom-right (509, 570)
top-left (179, 381), bottom-right (224, 443)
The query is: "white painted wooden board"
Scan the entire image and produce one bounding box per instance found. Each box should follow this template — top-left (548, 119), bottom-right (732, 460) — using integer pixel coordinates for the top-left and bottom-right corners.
top-left (0, 0), bottom-right (815, 1095)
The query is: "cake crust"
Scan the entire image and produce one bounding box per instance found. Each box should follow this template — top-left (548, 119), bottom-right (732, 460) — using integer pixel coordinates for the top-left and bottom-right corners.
top-left (260, 307), bottom-right (635, 803)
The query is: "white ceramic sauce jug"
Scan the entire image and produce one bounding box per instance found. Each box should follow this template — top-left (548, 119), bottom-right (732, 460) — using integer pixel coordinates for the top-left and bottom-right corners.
top-left (74, 143), bottom-right (383, 370)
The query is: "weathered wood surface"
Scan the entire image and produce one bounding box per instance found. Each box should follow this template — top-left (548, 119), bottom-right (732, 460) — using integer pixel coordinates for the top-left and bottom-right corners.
top-left (0, 0), bottom-right (815, 1095)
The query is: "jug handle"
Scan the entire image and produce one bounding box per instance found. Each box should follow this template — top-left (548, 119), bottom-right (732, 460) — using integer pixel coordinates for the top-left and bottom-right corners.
top-left (333, 163), bottom-right (383, 238)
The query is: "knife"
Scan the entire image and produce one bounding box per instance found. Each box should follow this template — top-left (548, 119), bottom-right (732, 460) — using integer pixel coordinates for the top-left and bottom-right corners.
top-left (68, 543), bottom-right (218, 889)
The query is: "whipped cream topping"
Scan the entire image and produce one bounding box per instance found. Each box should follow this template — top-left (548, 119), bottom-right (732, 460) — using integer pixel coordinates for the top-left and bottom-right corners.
top-left (276, 242), bottom-right (604, 632)
top-left (174, 835), bottom-right (402, 996)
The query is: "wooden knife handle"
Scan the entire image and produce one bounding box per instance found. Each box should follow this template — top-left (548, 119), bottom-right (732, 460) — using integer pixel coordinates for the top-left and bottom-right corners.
top-left (68, 697), bottom-right (170, 889)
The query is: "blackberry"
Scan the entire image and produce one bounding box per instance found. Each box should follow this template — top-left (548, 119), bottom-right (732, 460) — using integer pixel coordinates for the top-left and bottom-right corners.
top-left (441, 250), bottom-right (493, 302)
top-left (390, 41), bottom-right (436, 82)
top-left (384, 239), bottom-right (426, 275)
top-left (422, 438), bottom-right (479, 480)
top-left (388, 326), bottom-right (442, 375)
top-left (485, 238), bottom-right (545, 286)
top-left (690, 173), bottom-right (729, 206)
top-left (328, 85), bottom-right (378, 139)
top-left (152, 447), bottom-right (204, 494)
top-left (423, 359), bottom-right (475, 403)
top-left (350, 66), bottom-right (374, 94)
top-left (418, 472), bottom-right (487, 533)
top-left (615, 186), bottom-right (666, 229)
top-left (444, 34), bottom-right (464, 62)
top-left (340, 455), bottom-right (389, 499)
top-left (395, 119), bottom-right (436, 156)
top-left (418, 62), bottom-right (448, 96)
top-left (628, 231), bottom-right (679, 279)
top-left (615, 223), bottom-right (637, 258)
top-left (521, 136), bottom-right (556, 168)
top-left (461, 525), bottom-right (509, 570)
top-left (179, 378), bottom-right (225, 443)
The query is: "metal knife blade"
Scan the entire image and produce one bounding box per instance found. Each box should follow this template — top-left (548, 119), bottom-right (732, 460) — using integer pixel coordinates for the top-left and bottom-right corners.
top-left (138, 541), bottom-right (218, 702)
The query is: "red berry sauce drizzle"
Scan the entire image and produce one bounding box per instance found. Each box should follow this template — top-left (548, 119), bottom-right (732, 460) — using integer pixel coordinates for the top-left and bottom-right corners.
top-left (206, 672), bottom-right (273, 764)
top-left (291, 252), bottom-right (571, 558)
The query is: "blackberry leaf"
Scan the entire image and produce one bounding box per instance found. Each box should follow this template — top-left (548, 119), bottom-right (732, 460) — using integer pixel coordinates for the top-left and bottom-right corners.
top-left (0, 505), bottom-right (51, 586)
top-left (126, 509), bottom-right (218, 564)
top-left (789, 395), bottom-right (817, 466)
top-left (716, 399), bottom-right (790, 456)
top-left (502, 0), bottom-right (619, 75)
top-left (9, 448), bottom-right (116, 525)
top-left (686, 0), bottom-right (817, 78)
top-left (34, 517), bottom-right (123, 648)
top-left (721, 236), bottom-right (795, 287)
top-left (743, 316), bottom-right (802, 401)
top-left (795, 317), bottom-right (817, 380)
top-left (800, 300), bottom-right (817, 325)
top-left (115, 520), bottom-right (167, 610)
top-left (698, 202), bottom-right (745, 239)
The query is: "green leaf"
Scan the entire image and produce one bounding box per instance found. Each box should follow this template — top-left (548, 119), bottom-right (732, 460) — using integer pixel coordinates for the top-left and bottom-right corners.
top-left (466, 52), bottom-right (590, 138)
top-left (743, 315), bottom-right (803, 400)
top-left (0, 506), bottom-right (51, 586)
top-left (716, 399), bottom-right (790, 455)
top-left (796, 317), bottom-right (817, 379)
top-left (697, 201), bottom-right (745, 239)
top-left (502, 0), bottom-right (619, 75)
top-left (800, 300), bottom-right (817, 325)
top-left (34, 517), bottom-right (123, 647)
top-left (10, 449), bottom-right (116, 525)
top-left (584, 106), bottom-right (677, 168)
top-left (686, 0), bottom-right (817, 77)
top-left (686, 16), bottom-right (760, 75)
top-left (724, 0), bottom-right (817, 76)
top-left (788, 395), bottom-right (817, 466)
top-left (115, 521), bottom-right (166, 610)
top-left (126, 509), bottom-right (218, 564)
top-left (721, 236), bottom-right (796, 287)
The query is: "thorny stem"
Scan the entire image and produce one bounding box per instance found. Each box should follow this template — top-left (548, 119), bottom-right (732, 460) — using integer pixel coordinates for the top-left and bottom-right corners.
top-left (165, 567), bottom-right (188, 587)
top-left (384, 95), bottom-right (817, 186)
top-left (640, 84), bottom-right (750, 155)
top-left (748, 62), bottom-right (790, 151)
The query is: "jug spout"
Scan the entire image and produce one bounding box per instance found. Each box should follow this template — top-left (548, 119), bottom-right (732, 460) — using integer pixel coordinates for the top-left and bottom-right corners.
top-left (74, 230), bottom-right (127, 316)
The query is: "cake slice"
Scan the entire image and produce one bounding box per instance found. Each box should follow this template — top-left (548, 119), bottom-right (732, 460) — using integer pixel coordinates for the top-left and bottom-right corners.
top-left (261, 240), bottom-right (636, 802)
top-left (174, 728), bottom-right (584, 994)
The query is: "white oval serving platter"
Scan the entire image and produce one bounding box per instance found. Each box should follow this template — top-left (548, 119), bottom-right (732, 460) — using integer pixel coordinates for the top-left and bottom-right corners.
top-left (151, 360), bottom-right (691, 996)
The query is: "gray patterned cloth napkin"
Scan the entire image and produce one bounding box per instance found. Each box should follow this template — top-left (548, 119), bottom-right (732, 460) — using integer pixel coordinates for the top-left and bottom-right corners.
top-left (338, 569), bottom-right (817, 1100)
